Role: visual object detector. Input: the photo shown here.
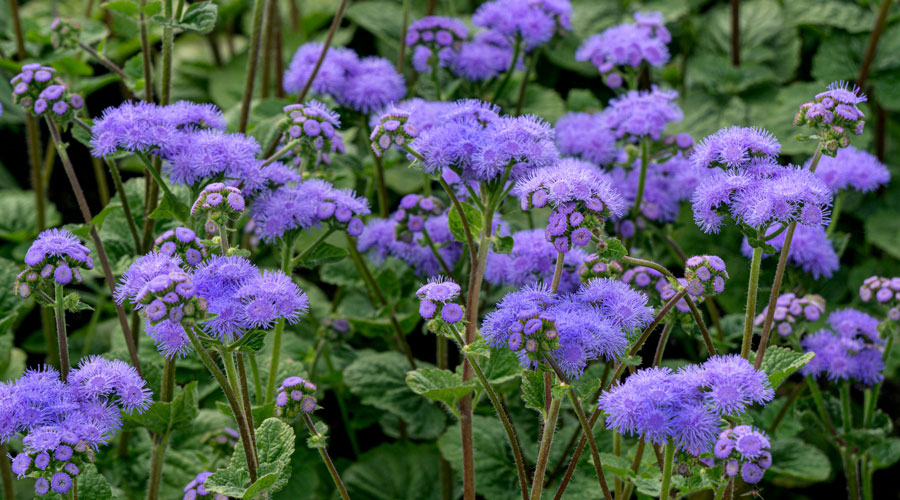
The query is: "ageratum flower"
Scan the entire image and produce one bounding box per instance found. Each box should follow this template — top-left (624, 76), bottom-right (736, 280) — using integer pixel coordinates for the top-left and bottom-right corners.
top-left (813, 146), bottom-right (890, 194)
top-left (554, 112), bottom-right (618, 166)
top-left (191, 182), bottom-right (246, 220)
top-left (10, 63), bottom-right (83, 120)
top-left (713, 426), bottom-right (772, 484)
top-left (602, 86), bottom-right (682, 140)
top-left (417, 276), bottom-right (464, 324)
top-left (683, 255), bottom-right (728, 298)
top-left (275, 376), bottom-right (318, 418)
top-left (741, 224), bottom-right (839, 279)
top-left (183, 471), bottom-right (227, 500)
top-left (15, 229), bottom-right (94, 301)
top-left (279, 101), bottom-right (346, 168)
top-left (370, 107), bottom-right (420, 157)
top-left (338, 57), bottom-right (406, 114)
top-left (795, 81), bottom-right (867, 154)
top-left (154, 227), bottom-right (207, 267)
top-left (450, 31), bottom-right (516, 82)
top-left (607, 154), bottom-right (706, 223)
top-left (406, 16), bottom-right (468, 74)
top-left (859, 276), bottom-right (900, 315)
top-left (754, 292), bottom-right (825, 337)
top-left (578, 256), bottom-right (624, 282)
top-left (473, 0), bottom-right (572, 51)
top-left (357, 214), bottom-right (462, 277)
top-left (577, 278), bottom-right (654, 333)
top-left (164, 129), bottom-right (265, 191)
top-left (690, 126), bottom-right (780, 170)
top-left (393, 194), bottom-right (444, 239)
top-left (485, 229), bottom-right (588, 294)
top-left (250, 180), bottom-right (370, 242)
top-left (516, 159), bottom-right (625, 253)
top-left (802, 309), bottom-right (884, 385)
top-left (576, 12), bottom-right (670, 89)
top-left (283, 42), bottom-right (358, 97)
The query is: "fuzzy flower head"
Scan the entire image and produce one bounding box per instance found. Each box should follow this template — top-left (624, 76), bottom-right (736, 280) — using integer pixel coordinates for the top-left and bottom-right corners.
top-left (10, 63), bottom-right (83, 122)
top-left (417, 276), bottom-right (465, 328)
top-left (684, 255), bottom-right (728, 298)
top-left (860, 276), bottom-right (900, 321)
top-left (755, 292), bottom-right (826, 338)
top-left (801, 327), bottom-right (883, 386)
top-left (482, 284), bottom-right (560, 366)
top-left (130, 270), bottom-right (203, 329)
top-left (485, 229), bottom-right (588, 294)
top-left (337, 57), bottom-right (406, 114)
top-left (49, 17), bottom-right (82, 49)
top-left (163, 130), bottom-right (264, 190)
top-left (472, 0), bottom-right (571, 52)
top-left (578, 256), bottom-right (624, 282)
top-left (554, 112), bottom-right (618, 166)
top-left (191, 182), bottom-right (246, 221)
top-left (713, 426), bottom-right (772, 483)
top-left (795, 81), bottom-right (867, 154)
top-left (283, 42), bottom-right (358, 97)
top-left (250, 180), bottom-right (370, 242)
top-left (577, 277), bottom-right (654, 334)
top-left (154, 227), bottom-right (207, 267)
top-left (357, 215), bottom-right (463, 277)
top-left (393, 194), bottom-right (444, 240)
top-left (406, 16), bottom-right (467, 74)
top-left (15, 229), bottom-right (94, 301)
top-left (693, 355), bottom-right (774, 415)
top-left (515, 159), bottom-right (625, 253)
top-left (690, 126), bottom-right (780, 170)
top-left (602, 87), bottom-right (682, 140)
top-left (450, 31), bottom-right (516, 81)
top-left (370, 108), bottom-right (420, 157)
top-left (607, 154), bottom-right (707, 223)
top-left (813, 146), bottom-right (890, 194)
top-left (575, 12), bottom-right (670, 89)
top-left (275, 376), bottom-right (318, 419)
top-left (279, 101), bottom-right (345, 169)
top-left (741, 223), bottom-right (839, 280)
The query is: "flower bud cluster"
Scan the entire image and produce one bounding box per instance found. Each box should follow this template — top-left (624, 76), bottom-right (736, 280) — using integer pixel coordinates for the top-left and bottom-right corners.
top-left (153, 227), bottom-right (207, 267)
top-left (134, 270), bottom-right (205, 327)
top-left (49, 17), bottom-right (81, 49)
top-left (280, 101), bottom-right (345, 169)
top-left (684, 255), bottom-right (728, 298)
top-left (755, 292), bottom-right (825, 337)
top-left (394, 193), bottom-right (443, 240)
top-left (711, 426), bottom-right (772, 484)
top-left (275, 376), bottom-right (318, 419)
top-left (10, 63), bottom-right (84, 120)
top-left (15, 229), bottom-right (94, 302)
top-left (578, 256), bottom-right (623, 282)
top-left (370, 108), bottom-right (420, 157)
top-left (795, 81), bottom-right (866, 155)
top-left (191, 182), bottom-right (246, 219)
top-left (12, 442), bottom-right (85, 495)
top-left (417, 276), bottom-right (465, 328)
top-left (860, 275), bottom-right (900, 321)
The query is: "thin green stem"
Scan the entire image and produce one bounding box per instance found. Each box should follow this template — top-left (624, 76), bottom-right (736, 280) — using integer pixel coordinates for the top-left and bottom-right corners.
top-left (238, 0), bottom-right (270, 133)
top-left (863, 335), bottom-right (892, 428)
top-left (265, 235), bottom-right (295, 403)
top-left (632, 137), bottom-right (650, 218)
top-left (842, 382), bottom-right (861, 500)
top-left (807, 375), bottom-right (836, 436)
top-left (449, 325), bottom-right (530, 500)
top-left (530, 396), bottom-right (561, 500)
top-left (550, 252), bottom-right (564, 293)
top-left (146, 359), bottom-right (175, 500)
top-left (397, 0), bottom-right (409, 72)
top-left (741, 246), bottom-right (763, 359)
top-left (249, 354), bottom-right (263, 406)
top-left (714, 480), bottom-right (729, 500)
top-left (659, 441), bottom-right (675, 499)
top-left (431, 57), bottom-right (443, 101)
top-left (262, 138), bottom-right (302, 167)
top-left (362, 119), bottom-right (390, 218)
top-left (218, 222), bottom-right (230, 255)
top-left (236, 354), bottom-right (258, 460)
top-left (685, 296), bottom-right (716, 355)
top-left (423, 229), bottom-right (457, 282)
top-left (293, 228), bottom-right (334, 266)
top-left (754, 143), bottom-right (824, 368)
top-left (137, 153), bottom-right (176, 199)
top-left (515, 49), bottom-right (539, 116)
top-left (221, 348), bottom-right (242, 407)
top-left (653, 321), bottom-right (674, 367)
top-left (54, 283), bottom-right (70, 382)
top-left (492, 36), bottom-right (522, 101)
top-left (303, 414), bottom-right (351, 500)
top-left (827, 191), bottom-right (846, 237)
top-left (138, 0), bottom-right (154, 101)
top-left (619, 437), bottom-right (648, 500)
top-left (105, 158), bottom-right (142, 252)
top-left (770, 381), bottom-right (806, 434)
top-left (613, 432), bottom-right (623, 499)
top-left (324, 348), bottom-right (361, 457)
top-left (161, 0), bottom-right (174, 104)
top-left (862, 456), bottom-right (873, 500)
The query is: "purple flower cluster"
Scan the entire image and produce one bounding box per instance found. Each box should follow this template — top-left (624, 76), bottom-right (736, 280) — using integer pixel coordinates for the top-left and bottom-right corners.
top-left (406, 16), bottom-right (468, 74)
top-left (691, 126), bottom-right (780, 170)
top-left (712, 426), bottom-right (772, 484)
top-left (10, 63), bottom-right (83, 119)
top-left (578, 256), bottom-right (624, 282)
top-left (3, 361), bottom-right (151, 495)
top-left (283, 42), bottom-right (405, 114)
top-left (683, 255), bottom-right (728, 298)
top-left (741, 224), bottom-right (839, 279)
top-left (394, 194), bottom-right (444, 239)
top-left (279, 101), bottom-right (346, 168)
top-left (485, 229), bottom-right (588, 294)
top-left (472, 0), bottom-right (572, 51)
top-left (599, 355), bottom-right (773, 451)
top-left (412, 100), bottom-right (558, 182)
top-left (154, 227), bottom-right (207, 267)
top-left (576, 12), bottom-right (670, 89)
top-left (275, 376), bottom-right (318, 418)
top-left (483, 278), bottom-right (652, 377)
top-left (754, 292), bottom-right (826, 337)
top-left (250, 180), bottom-right (370, 242)
top-left (813, 146), bottom-right (890, 194)
top-left (515, 159), bottom-right (625, 253)
top-left (860, 276), bottom-right (900, 320)
top-left (184, 471), bottom-right (227, 500)
top-left (450, 31), bottom-right (517, 82)
top-left (801, 309), bottom-right (884, 385)
top-left (795, 81), bottom-right (867, 153)
top-left (554, 112), bottom-right (618, 166)
top-left (417, 276), bottom-right (464, 324)
top-left (15, 229), bottom-right (94, 300)
top-left (191, 182), bottom-right (246, 218)
top-left (370, 108), bottom-right (420, 157)
top-left (357, 214), bottom-right (462, 277)
top-left (607, 154), bottom-right (706, 223)
top-left (603, 87), bottom-right (682, 140)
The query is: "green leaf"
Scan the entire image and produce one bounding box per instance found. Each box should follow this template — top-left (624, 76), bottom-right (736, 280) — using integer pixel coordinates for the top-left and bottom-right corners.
top-left (566, 88), bottom-right (602, 112)
top-left (406, 367), bottom-right (475, 413)
top-left (77, 463), bottom-right (115, 499)
top-left (518, 85), bottom-right (567, 123)
top-left (748, 346), bottom-right (815, 389)
top-left (596, 236), bottom-right (627, 260)
top-left (865, 210), bottom-right (900, 260)
top-left (207, 418), bottom-right (295, 497)
top-left (870, 438), bottom-right (900, 471)
top-left (293, 241), bottom-right (348, 269)
top-left (463, 336), bottom-right (492, 358)
top-left (344, 351), bottom-right (447, 440)
top-left (447, 201), bottom-right (483, 244)
top-left (0, 190), bottom-right (61, 242)
top-left (768, 437), bottom-right (831, 485)
top-left (438, 415), bottom-right (521, 500)
top-left (214, 400), bottom-right (276, 423)
top-left (149, 191), bottom-right (191, 223)
top-left (344, 442), bottom-right (443, 500)
top-left (102, 0), bottom-right (139, 17)
top-left (153, 1), bottom-right (218, 34)
top-left (784, 0), bottom-right (875, 33)
top-left (123, 381), bottom-right (199, 435)
top-left (520, 371), bottom-right (546, 414)
top-left (493, 235), bottom-right (514, 254)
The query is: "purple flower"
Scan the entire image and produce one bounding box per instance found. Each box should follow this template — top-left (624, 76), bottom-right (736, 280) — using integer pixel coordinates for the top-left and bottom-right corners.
top-left (692, 354), bottom-right (774, 415)
top-left (370, 107), bottom-right (420, 157)
top-left (450, 31), bottom-right (516, 81)
top-left (795, 82), bottom-right (867, 153)
top-left (485, 229), bottom-right (588, 294)
top-left (576, 12), bottom-right (669, 85)
top-left (801, 311), bottom-right (884, 386)
top-left (554, 112), bottom-right (618, 166)
top-left (602, 87), bottom-right (682, 140)
top-left (813, 146), bottom-right (890, 193)
top-left (337, 57), bottom-right (406, 114)
top-left (607, 154), bottom-right (706, 223)
top-left (741, 224), bottom-right (838, 279)
top-left (691, 126), bottom-right (781, 170)
top-left (683, 255), bottom-right (729, 297)
top-left (51, 472), bottom-right (72, 493)
top-left (754, 292), bottom-right (826, 338)
top-left (357, 216), bottom-right (463, 277)
top-left (251, 180), bottom-right (370, 242)
top-left (10, 454), bottom-right (29, 477)
top-left (577, 278), bottom-right (653, 333)
top-left (283, 42), bottom-right (359, 96)
top-left (472, 0), bottom-right (571, 51)
top-left (274, 375), bottom-right (318, 418)
top-left (164, 129), bottom-right (263, 190)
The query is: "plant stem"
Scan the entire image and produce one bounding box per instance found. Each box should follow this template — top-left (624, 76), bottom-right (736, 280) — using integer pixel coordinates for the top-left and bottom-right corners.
top-left (303, 414), bottom-right (351, 500)
top-left (515, 49), bottom-right (539, 116)
top-left (7, 0), bottom-right (26, 57)
top-left (221, 348), bottom-right (242, 408)
top-left (260, 0), bottom-right (276, 98)
top-left (236, 353), bottom-right (258, 456)
top-left (105, 158), bottom-right (142, 251)
top-left (0, 443), bottom-right (13, 500)
top-left (827, 191), bottom-right (846, 237)
top-left (293, 228), bottom-right (334, 265)
top-left (265, 235), bottom-right (295, 403)
top-left (754, 143), bottom-right (824, 368)
top-left (361, 120), bottom-right (390, 218)
top-left (161, 0), bottom-right (174, 104)
top-left (685, 295), bottom-right (716, 355)
top-left (652, 321), bottom-right (674, 367)
top-left (632, 137), bottom-right (650, 218)
top-left (619, 437), bottom-right (647, 500)
top-left (714, 480), bottom-right (729, 500)
top-left (397, 0), bottom-right (409, 72)
top-left (238, 0), bottom-right (269, 133)
top-left (138, 0), bottom-right (154, 101)
top-left (841, 382), bottom-right (861, 500)
top-left (807, 375), bottom-right (836, 436)
top-left (45, 117), bottom-right (142, 375)
top-left (770, 382), bottom-right (806, 434)
top-left (263, 138), bottom-right (302, 167)
top-left (730, 0), bottom-right (740, 66)
top-left (78, 41), bottom-right (132, 82)
top-left (54, 283), bottom-right (70, 382)
top-left (423, 228), bottom-right (457, 282)
top-left (863, 335), bottom-right (892, 428)
top-left (740, 246), bottom-right (763, 359)
top-left (857, 0), bottom-right (893, 88)
top-left (492, 36), bottom-right (522, 101)
top-left (185, 327), bottom-right (258, 481)
top-left (297, 0), bottom-right (346, 103)
top-left (550, 252), bottom-right (564, 293)
top-left (530, 395), bottom-right (561, 500)
top-left (449, 325), bottom-right (530, 500)
top-left (659, 441), bottom-right (675, 499)
top-left (146, 359), bottom-right (175, 500)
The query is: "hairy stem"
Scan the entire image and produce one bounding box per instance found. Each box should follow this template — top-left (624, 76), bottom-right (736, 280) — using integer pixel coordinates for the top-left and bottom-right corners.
top-left (146, 359), bottom-right (175, 500)
top-left (550, 252), bottom-right (565, 293)
top-left (54, 283), bottom-right (70, 382)
top-left (515, 49), bottom-right (540, 116)
top-left (807, 375), bottom-right (836, 436)
top-left (236, 353), bottom-right (258, 458)
top-left (619, 437), bottom-right (647, 500)
top-left (492, 36), bottom-right (522, 102)
top-left (265, 235), bottom-right (295, 403)
top-left (632, 137), bottom-right (650, 218)
top-left (841, 382), bottom-right (861, 500)
top-left (740, 246), bottom-right (763, 359)
top-left (105, 158), bottom-right (142, 251)
top-left (857, 0), bottom-right (893, 88)
top-left (238, 0), bottom-right (269, 133)
top-left (659, 441), bottom-right (675, 499)
top-left (530, 395), bottom-right (561, 500)
top-left (826, 190), bottom-right (846, 237)
top-left (362, 120), bottom-right (390, 218)
top-left (138, 0), bottom-right (154, 101)
top-left (303, 414), bottom-right (352, 500)
top-left (652, 321), bottom-right (674, 367)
